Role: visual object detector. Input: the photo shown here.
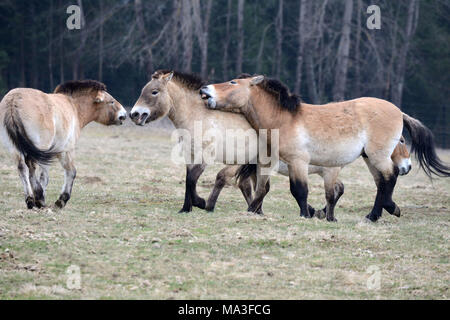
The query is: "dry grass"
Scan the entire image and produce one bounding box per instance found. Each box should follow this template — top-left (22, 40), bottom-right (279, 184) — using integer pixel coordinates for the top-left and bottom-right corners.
top-left (0, 122), bottom-right (449, 299)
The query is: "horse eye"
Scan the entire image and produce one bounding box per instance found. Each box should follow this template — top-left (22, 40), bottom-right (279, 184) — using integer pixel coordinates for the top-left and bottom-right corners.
top-left (152, 91), bottom-right (159, 96)
top-left (400, 139), bottom-right (405, 144)
top-left (230, 81), bottom-right (237, 85)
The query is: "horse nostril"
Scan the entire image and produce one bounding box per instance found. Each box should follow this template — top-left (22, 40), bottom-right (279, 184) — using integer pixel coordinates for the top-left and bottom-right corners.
top-left (119, 116), bottom-right (126, 121)
top-left (131, 112), bottom-right (139, 119)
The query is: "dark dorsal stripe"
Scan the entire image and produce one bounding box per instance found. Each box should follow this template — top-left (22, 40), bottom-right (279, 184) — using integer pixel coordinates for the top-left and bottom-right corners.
top-left (153, 69), bottom-right (205, 91)
top-left (54, 80), bottom-right (106, 95)
top-left (236, 74), bottom-right (301, 112)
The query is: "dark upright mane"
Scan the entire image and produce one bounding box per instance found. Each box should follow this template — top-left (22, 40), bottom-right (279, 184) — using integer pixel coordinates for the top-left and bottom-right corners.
top-left (236, 74), bottom-right (301, 112)
top-left (153, 70), bottom-right (205, 91)
top-left (54, 80), bottom-right (107, 95)
top-left (260, 78), bottom-right (301, 112)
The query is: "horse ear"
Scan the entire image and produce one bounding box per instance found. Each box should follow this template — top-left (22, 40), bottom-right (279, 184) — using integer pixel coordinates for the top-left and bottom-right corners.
top-left (250, 75), bottom-right (265, 86)
top-left (94, 91), bottom-right (106, 103)
top-left (162, 72), bottom-right (174, 83)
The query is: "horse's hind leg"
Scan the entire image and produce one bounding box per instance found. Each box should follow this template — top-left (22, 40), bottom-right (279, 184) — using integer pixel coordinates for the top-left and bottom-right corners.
top-left (180, 164), bottom-right (206, 213)
top-left (16, 155), bottom-right (35, 209)
top-left (39, 165), bottom-right (49, 198)
top-left (205, 166), bottom-right (234, 212)
top-left (55, 151), bottom-right (77, 209)
top-left (26, 159), bottom-right (46, 208)
top-left (364, 158), bottom-right (400, 222)
top-left (247, 165), bottom-right (270, 214)
top-left (318, 168), bottom-right (343, 222)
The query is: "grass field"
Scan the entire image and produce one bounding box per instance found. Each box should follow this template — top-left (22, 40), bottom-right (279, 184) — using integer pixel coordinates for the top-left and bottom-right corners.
top-left (0, 122), bottom-right (449, 299)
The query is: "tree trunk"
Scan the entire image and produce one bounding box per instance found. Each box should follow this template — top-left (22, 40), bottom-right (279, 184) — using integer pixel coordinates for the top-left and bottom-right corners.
top-left (256, 23), bottom-right (272, 74)
top-left (294, 0), bottom-right (307, 94)
top-left (222, 0), bottom-right (232, 80)
top-left (72, 0), bottom-right (87, 80)
top-left (193, 0), bottom-right (212, 79)
top-left (333, 0), bottom-right (353, 101)
top-left (180, 0), bottom-right (193, 73)
top-left (99, 0), bottom-right (104, 82)
top-left (30, 2), bottom-right (38, 88)
top-left (354, 0), bottom-right (362, 98)
top-left (274, 0), bottom-right (283, 78)
top-left (134, 0), bottom-right (154, 78)
top-left (58, 0), bottom-right (64, 84)
top-left (391, 0), bottom-right (419, 108)
top-left (19, 2), bottom-right (26, 87)
top-left (48, 0), bottom-right (54, 90)
top-left (236, 0), bottom-right (245, 75)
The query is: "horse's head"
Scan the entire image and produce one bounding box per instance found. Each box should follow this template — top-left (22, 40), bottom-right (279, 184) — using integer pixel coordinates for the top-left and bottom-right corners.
top-left (392, 136), bottom-right (412, 175)
top-left (92, 90), bottom-right (127, 126)
top-left (130, 71), bottom-right (174, 126)
top-left (54, 80), bottom-right (126, 126)
top-left (200, 75), bottom-right (265, 113)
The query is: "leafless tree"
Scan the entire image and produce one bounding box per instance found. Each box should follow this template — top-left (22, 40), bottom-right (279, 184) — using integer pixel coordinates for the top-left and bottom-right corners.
top-left (333, 0), bottom-right (353, 101)
top-left (236, 0), bottom-right (245, 75)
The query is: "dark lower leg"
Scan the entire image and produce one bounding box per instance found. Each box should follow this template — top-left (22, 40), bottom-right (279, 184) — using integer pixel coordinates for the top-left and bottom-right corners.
top-left (180, 165), bottom-right (206, 212)
top-left (367, 179), bottom-right (385, 222)
top-left (290, 178), bottom-right (311, 218)
top-left (248, 179), bottom-right (270, 214)
top-left (26, 160), bottom-right (45, 208)
top-left (18, 158), bottom-right (35, 209)
top-left (205, 173), bottom-right (227, 212)
top-left (383, 168), bottom-right (400, 217)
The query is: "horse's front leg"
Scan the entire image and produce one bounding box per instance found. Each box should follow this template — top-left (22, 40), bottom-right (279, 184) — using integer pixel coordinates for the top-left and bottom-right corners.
top-left (321, 167), bottom-right (342, 222)
top-left (247, 165), bottom-right (270, 214)
top-left (179, 164), bottom-right (206, 213)
top-left (55, 151), bottom-right (77, 209)
top-left (288, 160), bottom-right (311, 218)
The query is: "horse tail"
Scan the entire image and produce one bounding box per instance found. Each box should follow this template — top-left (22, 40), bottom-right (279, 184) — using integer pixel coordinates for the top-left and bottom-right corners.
top-left (402, 113), bottom-right (450, 178)
top-left (3, 106), bottom-right (58, 165)
top-left (235, 164), bottom-right (257, 185)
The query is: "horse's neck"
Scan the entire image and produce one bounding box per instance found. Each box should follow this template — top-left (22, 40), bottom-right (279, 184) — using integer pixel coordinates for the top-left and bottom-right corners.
top-left (70, 95), bottom-right (96, 128)
top-left (167, 83), bottom-right (201, 129)
top-left (246, 94), bottom-right (285, 130)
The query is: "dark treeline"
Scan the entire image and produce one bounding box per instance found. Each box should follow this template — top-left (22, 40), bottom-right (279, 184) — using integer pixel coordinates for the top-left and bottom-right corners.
top-left (0, 0), bottom-right (448, 146)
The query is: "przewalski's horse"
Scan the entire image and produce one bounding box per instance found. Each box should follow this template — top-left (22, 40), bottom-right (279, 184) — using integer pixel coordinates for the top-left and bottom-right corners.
top-left (0, 80), bottom-right (127, 209)
top-left (200, 76), bottom-right (449, 222)
top-left (207, 136), bottom-right (411, 218)
top-left (129, 70), bottom-right (344, 214)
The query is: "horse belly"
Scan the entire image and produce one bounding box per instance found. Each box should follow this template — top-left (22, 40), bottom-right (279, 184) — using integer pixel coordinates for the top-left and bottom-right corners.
top-left (308, 136), bottom-right (365, 167)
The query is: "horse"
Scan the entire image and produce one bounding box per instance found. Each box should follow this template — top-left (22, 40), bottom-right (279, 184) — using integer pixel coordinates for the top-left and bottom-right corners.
top-left (207, 136), bottom-right (411, 219)
top-left (0, 80), bottom-right (127, 209)
top-left (129, 70), bottom-right (346, 215)
top-left (200, 76), bottom-right (449, 222)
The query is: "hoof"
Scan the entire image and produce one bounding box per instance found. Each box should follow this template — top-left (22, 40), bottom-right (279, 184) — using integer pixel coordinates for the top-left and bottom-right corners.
top-left (26, 197), bottom-right (35, 210)
top-left (193, 198), bottom-right (206, 210)
top-left (55, 199), bottom-right (66, 209)
top-left (178, 208), bottom-right (192, 213)
top-left (365, 214), bottom-right (379, 223)
top-left (205, 206), bottom-right (215, 213)
top-left (390, 205), bottom-right (401, 218)
top-left (35, 199), bottom-right (47, 209)
top-left (315, 210), bottom-right (327, 220)
top-left (326, 217), bottom-right (338, 223)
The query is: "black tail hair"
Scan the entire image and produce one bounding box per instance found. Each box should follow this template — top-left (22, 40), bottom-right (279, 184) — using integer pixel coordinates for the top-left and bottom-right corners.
top-left (403, 113), bottom-right (450, 178)
top-left (4, 107), bottom-right (58, 165)
top-left (236, 164), bottom-right (257, 184)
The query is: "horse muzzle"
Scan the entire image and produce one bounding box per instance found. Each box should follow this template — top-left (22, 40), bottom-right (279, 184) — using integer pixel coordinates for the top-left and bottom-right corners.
top-left (130, 106), bottom-right (151, 126)
top-left (398, 158), bottom-right (412, 176)
top-left (200, 87), bottom-right (217, 109)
